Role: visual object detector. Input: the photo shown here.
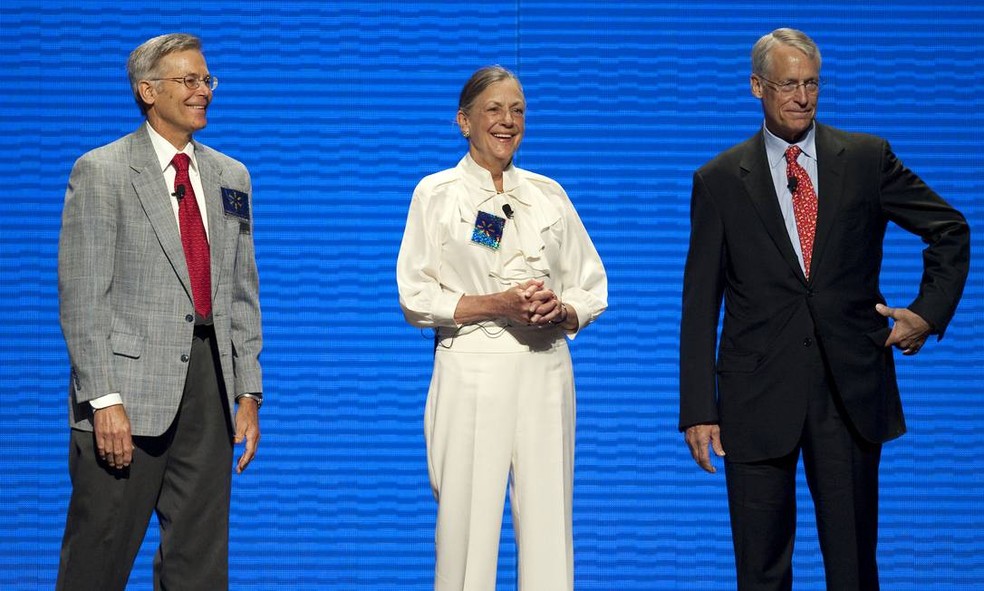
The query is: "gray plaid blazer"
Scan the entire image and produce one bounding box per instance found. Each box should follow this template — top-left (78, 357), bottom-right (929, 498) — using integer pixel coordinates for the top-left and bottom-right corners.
top-left (58, 125), bottom-right (263, 437)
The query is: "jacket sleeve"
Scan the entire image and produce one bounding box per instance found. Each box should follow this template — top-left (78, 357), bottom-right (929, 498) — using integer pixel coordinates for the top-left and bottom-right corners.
top-left (679, 170), bottom-right (726, 430)
top-left (229, 170), bottom-right (264, 396)
top-left (878, 141), bottom-right (970, 338)
top-left (58, 154), bottom-right (118, 402)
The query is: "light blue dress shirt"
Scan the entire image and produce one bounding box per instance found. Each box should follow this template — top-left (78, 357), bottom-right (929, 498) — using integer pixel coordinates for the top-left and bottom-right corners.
top-left (762, 122), bottom-right (819, 275)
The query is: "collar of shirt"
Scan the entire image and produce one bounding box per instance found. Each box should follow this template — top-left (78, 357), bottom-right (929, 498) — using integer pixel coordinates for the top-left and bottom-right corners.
top-left (456, 152), bottom-right (552, 283)
top-left (144, 122), bottom-right (210, 238)
top-left (761, 122), bottom-right (817, 274)
top-left (763, 120), bottom-right (817, 170)
top-left (459, 152), bottom-right (530, 206)
top-left (145, 121), bottom-right (199, 175)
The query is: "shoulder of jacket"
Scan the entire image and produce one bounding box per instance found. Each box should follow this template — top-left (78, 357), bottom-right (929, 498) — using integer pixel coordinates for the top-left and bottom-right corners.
top-left (79, 133), bottom-right (131, 160)
top-left (195, 142), bottom-right (249, 175)
top-left (71, 134), bottom-right (136, 176)
top-left (817, 123), bottom-right (885, 150)
top-left (697, 133), bottom-right (759, 175)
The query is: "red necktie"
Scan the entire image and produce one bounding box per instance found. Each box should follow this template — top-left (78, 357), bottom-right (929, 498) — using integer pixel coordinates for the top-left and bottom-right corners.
top-left (172, 153), bottom-right (212, 317)
top-left (785, 145), bottom-right (818, 279)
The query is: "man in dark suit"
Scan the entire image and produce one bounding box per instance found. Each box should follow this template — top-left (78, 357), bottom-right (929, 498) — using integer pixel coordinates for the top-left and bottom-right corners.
top-left (679, 28), bottom-right (969, 590)
top-left (56, 33), bottom-right (263, 590)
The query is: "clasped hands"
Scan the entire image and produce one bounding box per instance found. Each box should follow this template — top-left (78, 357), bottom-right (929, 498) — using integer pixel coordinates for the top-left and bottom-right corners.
top-left (501, 279), bottom-right (566, 327)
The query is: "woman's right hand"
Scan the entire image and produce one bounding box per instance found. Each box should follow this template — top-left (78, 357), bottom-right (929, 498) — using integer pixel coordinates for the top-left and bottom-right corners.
top-left (452, 279), bottom-right (546, 326)
top-left (497, 279), bottom-right (545, 325)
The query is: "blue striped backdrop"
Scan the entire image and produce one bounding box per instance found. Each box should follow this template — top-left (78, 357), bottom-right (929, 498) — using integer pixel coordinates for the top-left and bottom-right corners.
top-left (0, 1), bottom-right (981, 589)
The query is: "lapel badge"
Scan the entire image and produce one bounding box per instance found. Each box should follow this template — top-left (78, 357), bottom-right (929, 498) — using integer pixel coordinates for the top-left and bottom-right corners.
top-left (221, 187), bottom-right (250, 222)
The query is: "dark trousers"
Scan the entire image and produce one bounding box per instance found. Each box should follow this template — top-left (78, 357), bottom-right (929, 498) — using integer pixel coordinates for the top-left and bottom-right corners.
top-left (724, 358), bottom-right (882, 591)
top-left (56, 327), bottom-right (233, 591)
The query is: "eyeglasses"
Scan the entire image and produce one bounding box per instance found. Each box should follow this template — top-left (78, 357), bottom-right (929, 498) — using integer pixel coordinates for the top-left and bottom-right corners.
top-left (756, 75), bottom-right (820, 95)
top-left (148, 74), bottom-right (218, 91)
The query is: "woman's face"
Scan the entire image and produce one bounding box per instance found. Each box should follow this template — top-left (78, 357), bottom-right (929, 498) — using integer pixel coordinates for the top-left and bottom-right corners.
top-left (458, 79), bottom-right (525, 173)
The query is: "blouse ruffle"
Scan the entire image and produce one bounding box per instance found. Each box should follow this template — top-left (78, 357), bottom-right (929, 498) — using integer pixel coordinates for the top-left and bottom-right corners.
top-left (453, 154), bottom-right (563, 284)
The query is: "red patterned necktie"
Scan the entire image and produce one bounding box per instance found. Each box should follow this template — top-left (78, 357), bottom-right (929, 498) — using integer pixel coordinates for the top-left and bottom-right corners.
top-left (785, 145), bottom-right (818, 279)
top-left (172, 153), bottom-right (212, 317)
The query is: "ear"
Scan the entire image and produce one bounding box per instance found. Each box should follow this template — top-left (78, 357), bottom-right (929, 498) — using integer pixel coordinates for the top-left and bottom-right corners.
top-left (138, 80), bottom-right (158, 108)
top-left (750, 75), bottom-right (764, 99)
top-left (457, 109), bottom-right (471, 133)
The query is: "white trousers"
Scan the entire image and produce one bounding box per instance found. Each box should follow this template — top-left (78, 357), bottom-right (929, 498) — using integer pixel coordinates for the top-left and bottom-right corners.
top-left (425, 326), bottom-right (575, 591)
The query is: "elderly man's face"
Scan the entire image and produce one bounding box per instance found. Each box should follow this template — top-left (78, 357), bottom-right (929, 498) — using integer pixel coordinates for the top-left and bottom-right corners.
top-left (751, 44), bottom-right (819, 144)
top-left (142, 50), bottom-right (212, 148)
top-left (457, 79), bottom-right (525, 173)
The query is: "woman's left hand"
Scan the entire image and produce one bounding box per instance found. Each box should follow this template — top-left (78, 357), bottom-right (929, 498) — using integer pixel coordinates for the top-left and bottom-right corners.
top-left (528, 288), bottom-right (562, 325)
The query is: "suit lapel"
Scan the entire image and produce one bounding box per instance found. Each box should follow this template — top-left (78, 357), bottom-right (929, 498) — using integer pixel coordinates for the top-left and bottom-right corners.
top-left (194, 143), bottom-right (227, 302)
top-left (129, 127), bottom-right (195, 302)
top-left (739, 132), bottom-right (805, 281)
top-left (810, 123), bottom-right (847, 281)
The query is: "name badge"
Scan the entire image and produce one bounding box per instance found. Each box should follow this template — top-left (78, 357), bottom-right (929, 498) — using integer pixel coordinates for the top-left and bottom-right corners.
top-left (471, 210), bottom-right (506, 250)
top-left (221, 187), bottom-right (250, 222)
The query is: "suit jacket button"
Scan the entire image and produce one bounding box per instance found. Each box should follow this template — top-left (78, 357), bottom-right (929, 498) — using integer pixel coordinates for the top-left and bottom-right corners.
top-left (185, 314), bottom-right (194, 323)
top-left (803, 337), bottom-right (814, 347)
top-left (181, 354), bottom-right (190, 362)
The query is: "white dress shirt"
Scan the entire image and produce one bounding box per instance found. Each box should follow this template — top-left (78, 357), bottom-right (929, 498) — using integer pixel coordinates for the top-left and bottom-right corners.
top-left (396, 153), bottom-right (607, 338)
top-left (146, 122), bottom-right (210, 239)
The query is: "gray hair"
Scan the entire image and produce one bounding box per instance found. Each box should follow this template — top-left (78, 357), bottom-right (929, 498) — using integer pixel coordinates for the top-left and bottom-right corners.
top-left (751, 28), bottom-right (821, 77)
top-left (127, 33), bottom-right (202, 114)
top-left (458, 65), bottom-right (523, 114)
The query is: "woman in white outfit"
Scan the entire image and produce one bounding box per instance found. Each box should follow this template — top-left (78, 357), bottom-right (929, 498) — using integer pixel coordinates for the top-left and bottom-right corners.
top-left (396, 65), bottom-right (608, 591)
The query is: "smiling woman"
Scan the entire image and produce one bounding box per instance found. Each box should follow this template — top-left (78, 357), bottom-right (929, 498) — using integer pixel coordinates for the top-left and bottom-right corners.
top-left (456, 71), bottom-right (525, 188)
top-left (396, 65), bottom-right (608, 591)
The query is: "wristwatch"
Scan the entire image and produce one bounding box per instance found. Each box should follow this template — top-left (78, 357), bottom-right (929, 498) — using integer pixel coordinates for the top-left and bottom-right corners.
top-left (236, 393), bottom-right (263, 409)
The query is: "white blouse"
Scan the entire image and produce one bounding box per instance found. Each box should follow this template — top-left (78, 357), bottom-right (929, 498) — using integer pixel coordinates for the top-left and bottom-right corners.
top-left (397, 153), bottom-right (607, 338)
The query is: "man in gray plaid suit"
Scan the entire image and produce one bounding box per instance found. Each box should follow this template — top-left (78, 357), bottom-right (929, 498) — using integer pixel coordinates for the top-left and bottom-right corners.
top-left (56, 33), bottom-right (263, 591)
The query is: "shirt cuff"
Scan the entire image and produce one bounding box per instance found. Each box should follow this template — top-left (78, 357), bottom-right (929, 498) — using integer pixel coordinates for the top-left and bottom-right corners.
top-left (434, 291), bottom-right (464, 327)
top-left (90, 393), bottom-right (123, 410)
top-left (236, 393), bottom-right (263, 409)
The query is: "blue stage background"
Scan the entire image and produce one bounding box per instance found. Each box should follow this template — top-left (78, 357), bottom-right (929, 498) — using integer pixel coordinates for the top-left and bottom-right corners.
top-left (1, 1), bottom-right (981, 589)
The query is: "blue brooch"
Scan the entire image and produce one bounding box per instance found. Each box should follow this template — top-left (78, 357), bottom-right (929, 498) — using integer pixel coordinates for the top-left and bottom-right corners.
top-left (471, 210), bottom-right (506, 250)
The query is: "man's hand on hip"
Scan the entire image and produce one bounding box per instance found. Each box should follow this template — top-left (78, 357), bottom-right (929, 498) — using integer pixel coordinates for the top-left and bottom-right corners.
top-left (876, 303), bottom-right (931, 356)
